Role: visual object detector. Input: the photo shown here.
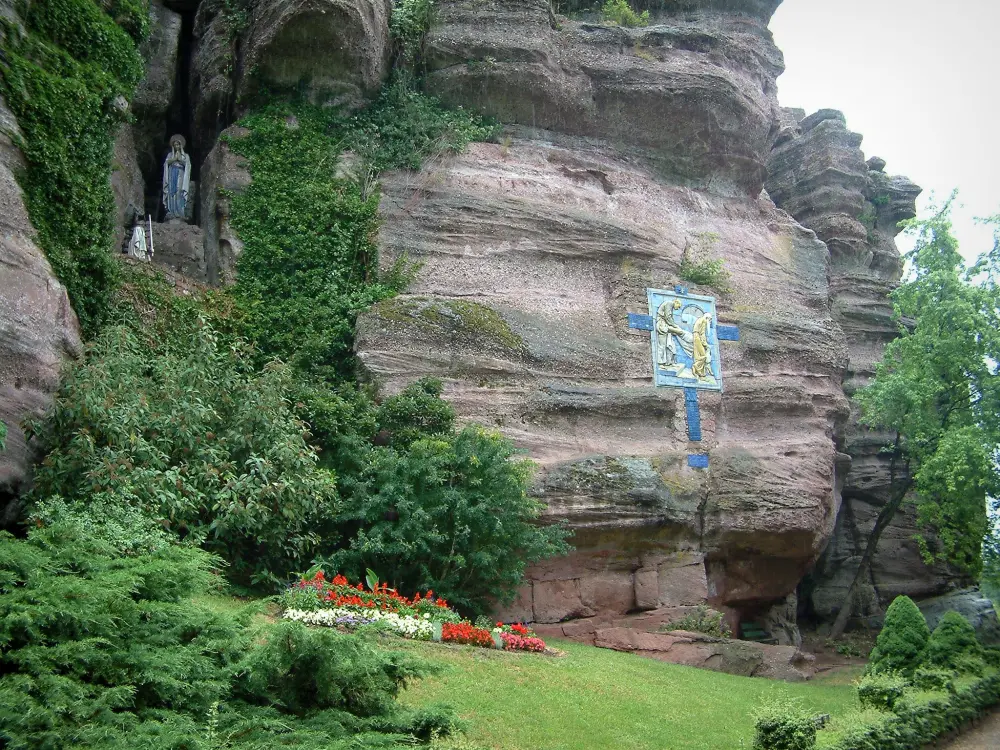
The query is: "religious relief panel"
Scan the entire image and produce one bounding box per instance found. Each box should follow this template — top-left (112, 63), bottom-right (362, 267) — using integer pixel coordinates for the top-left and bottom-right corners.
top-left (647, 288), bottom-right (722, 391)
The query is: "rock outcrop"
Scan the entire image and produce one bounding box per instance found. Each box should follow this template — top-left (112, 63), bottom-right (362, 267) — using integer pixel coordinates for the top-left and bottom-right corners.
top-left (919, 588), bottom-right (1000, 647)
top-left (0, 93), bottom-right (81, 515)
top-left (765, 108), bottom-right (934, 624)
top-left (360, 120), bottom-right (850, 627)
top-left (581, 626), bottom-right (814, 680)
top-left (424, 0), bottom-right (784, 195)
top-left (190, 0), bottom-right (391, 153)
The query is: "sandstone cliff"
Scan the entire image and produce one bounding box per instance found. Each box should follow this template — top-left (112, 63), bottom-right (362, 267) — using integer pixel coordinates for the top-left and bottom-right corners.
top-left (1, 0), bottom-right (950, 636)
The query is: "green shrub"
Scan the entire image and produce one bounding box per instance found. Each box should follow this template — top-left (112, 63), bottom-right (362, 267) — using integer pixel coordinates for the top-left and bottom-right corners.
top-left (0, 520), bottom-right (455, 748)
top-left (374, 378), bottom-right (456, 450)
top-left (0, 421), bottom-right (6, 451)
top-left (752, 699), bottom-right (817, 750)
top-left (867, 595), bottom-right (930, 676)
top-left (923, 610), bottom-right (985, 674)
top-left (27, 322), bottom-right (340, 587)
top-left (913, 666), bottom-right (956, 693)
top-left (330, 425), bottom-right (572, 615)
top-left (602, 0), bottom-right (650, 27)
top-left (856, 673), bottom-right (908, 711)
top-left (663, 605), bottom-right (731, 638)
top-left (823, 674), bottom-right (1000, 750)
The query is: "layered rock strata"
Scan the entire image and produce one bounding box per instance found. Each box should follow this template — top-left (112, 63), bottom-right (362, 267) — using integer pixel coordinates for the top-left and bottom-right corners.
top-left (358, 124), bottom-right (849, 625)
top-left (424, 0), bottom-right (784, 195)
top-left (352, 1), bottom-right (874, 628)
top-left (764, 109), bottom-right (937, 624)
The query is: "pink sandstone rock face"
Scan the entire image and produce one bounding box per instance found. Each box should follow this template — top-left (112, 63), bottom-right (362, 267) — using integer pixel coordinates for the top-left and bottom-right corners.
top-left (765, 109), bottom-right (938, 625)
top-left (533, 624), bottom-right (814, 680)
top-left (357, 126), bottom-right (850, 624)
top-left (0, 93), bottom-right (82, 516)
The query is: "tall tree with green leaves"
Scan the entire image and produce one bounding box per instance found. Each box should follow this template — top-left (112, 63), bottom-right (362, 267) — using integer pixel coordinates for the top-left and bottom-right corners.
top-left (830, 197), bottom-right (1000, 638)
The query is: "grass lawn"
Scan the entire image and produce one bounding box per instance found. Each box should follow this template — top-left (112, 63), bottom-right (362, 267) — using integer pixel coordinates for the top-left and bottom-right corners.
top-left (397, 638), bottom-right (861, 750)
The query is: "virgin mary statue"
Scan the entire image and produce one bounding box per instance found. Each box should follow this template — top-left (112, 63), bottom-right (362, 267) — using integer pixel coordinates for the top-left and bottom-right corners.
top-left (162, 134), bottom-right (192, 221)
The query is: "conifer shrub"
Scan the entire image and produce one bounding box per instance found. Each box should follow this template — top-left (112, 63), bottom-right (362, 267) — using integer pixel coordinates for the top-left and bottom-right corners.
top-left (0, 520), bottom-right (455, 749)
top-left (866, 595), bottom-right (930, 676)
top-left (923, 610), bottom-right (985, 674)
top-left (330, 423), bottom-right (572, 616)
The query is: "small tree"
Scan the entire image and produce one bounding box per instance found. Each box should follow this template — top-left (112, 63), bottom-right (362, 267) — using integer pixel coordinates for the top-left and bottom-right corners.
top-left (923, 610), bottom-right (985, 673)
top-left (830, 198), bottom-right (1000, 637)
top-left (866, 595), bottom-right (929, 676)
top-left (331, 425), bottom-right (572, 615)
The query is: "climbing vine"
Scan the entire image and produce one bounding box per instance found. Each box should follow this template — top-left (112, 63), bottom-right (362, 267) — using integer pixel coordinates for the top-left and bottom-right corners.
top-left (0, 0), bottom-right (148, 336)
top-left (227, 81), bottom-right (496, 382)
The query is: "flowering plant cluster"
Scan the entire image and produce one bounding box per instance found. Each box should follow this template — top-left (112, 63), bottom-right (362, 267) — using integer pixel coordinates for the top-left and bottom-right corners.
top-left (441, 622), bottom-right (494, 647)
top-left (283, 607), bottom-right (434, 640)
top-left (280, 571), bottom-right (548, 653)
top-left (497, 631), bottom-right (547, 652)
top-left (281, 571), bottom-right (461, 623)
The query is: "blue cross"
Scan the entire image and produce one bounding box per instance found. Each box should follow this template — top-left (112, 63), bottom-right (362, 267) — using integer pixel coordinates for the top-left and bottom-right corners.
top-left (627, 285), bottom-right (740, 469)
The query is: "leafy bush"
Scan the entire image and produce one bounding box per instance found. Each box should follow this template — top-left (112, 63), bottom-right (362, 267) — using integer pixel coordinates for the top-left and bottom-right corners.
top-left (0, 520), bottom-right (248, 748)
top-left (26, 322), bottom-right (340, 587)
top-left (331, 425), bottom-right (571, 615)
top-left (867, 596), bottom-right (930, 676)
top-left (663, 605), bottom-right (731, 637)
top-left (752, 700), bottom-right (817, 750)
top-left (913, 667), bottom-right (955, 693)
top-left (823, 673), bottom-right (1000, 750)
top-left (602, 0), bottom-right (650, 27)
top-left (0, 421), bottom-right (6, 451)
top-left (856, 673), bottom-right (908, 711)
top-left (923, 610), bottom-right (985, 674)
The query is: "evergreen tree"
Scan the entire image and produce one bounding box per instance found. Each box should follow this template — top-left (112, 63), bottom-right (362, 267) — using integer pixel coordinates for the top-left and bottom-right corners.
top-left (866, 595), bottom-right (930, 675)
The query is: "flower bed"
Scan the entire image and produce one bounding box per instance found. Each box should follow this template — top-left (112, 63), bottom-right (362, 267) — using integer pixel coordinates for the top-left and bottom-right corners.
top-left (280, 571), bottom-right (547, 653)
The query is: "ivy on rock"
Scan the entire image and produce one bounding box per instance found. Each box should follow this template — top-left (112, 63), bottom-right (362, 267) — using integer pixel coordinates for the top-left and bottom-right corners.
top-left (0, 0), bottom-right (148, 336)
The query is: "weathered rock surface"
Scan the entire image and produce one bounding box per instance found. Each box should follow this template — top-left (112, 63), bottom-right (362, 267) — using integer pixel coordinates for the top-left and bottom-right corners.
top-left (764, 109), bottom-right (934, 624)
top-left (583, 626), bottom-right (814, 680)
top-left (110, 122), bottom-right (145, 251)
top-left (424, 0), bottom-right (784, 195)
top-left (150, 221), bottom-right (207, 281)
top-left (358, 126), bottom-right (849, 624)
top-left (918, 588), bottom-right (1000, 646)
top-left (190, 0), bottom-right (391, 153)
top-left (0, 93), bottom-right (81, 512)
top-left (199, 126), bottom-right (252, 285)
top-left (133, 0), bottom-right (183, 185)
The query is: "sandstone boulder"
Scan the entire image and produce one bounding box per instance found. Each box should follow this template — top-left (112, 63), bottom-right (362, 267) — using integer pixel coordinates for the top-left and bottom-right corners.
top-left (358, 128), bottom-right (848, 623)
top-left (591, 626), bottom-right (814, 680)
top-left (150, 221), bottom-right (207, 281)
top-left (0, 94), bottom-right (81, 517)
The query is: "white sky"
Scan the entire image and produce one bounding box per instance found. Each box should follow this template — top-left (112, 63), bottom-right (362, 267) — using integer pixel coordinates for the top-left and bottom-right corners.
top-left (770, 0), bottom-right (1000, 263)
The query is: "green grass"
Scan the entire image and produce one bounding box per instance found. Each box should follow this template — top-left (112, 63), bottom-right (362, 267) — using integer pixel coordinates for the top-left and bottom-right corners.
top-left (397, 638), bottom-right (859, 750)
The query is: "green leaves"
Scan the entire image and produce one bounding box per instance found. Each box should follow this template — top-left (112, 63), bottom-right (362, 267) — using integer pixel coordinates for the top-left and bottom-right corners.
top-left (27, 321), bottom-right (341, 586)
top-left (856, 197), bottom-right (1000, 578)
top-left (332, 424), bottom-right (572, 616)
top-left (0, 2), bottom-right (147, 336)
